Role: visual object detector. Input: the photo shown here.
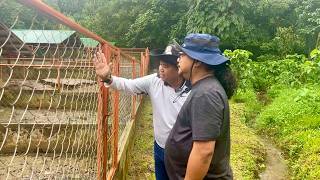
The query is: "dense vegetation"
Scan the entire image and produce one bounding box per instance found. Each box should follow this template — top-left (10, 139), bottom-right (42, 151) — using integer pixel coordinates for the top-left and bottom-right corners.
top-left (228, 49), bottom-right (320, 179)
top-left (3, 0), bottom-right (319, 55)
top-left (60, 0), bottom-right (320, 56)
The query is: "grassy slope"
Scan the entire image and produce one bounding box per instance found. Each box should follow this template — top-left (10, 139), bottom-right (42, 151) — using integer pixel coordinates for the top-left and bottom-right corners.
top-left (230, 102), bottom-right (266, 179)
top-left (127, 98), bottom-right (155, 179)
top-left (255, 87), bottom-right (320, 179)
top-left (127, 99), bottom-right (266, 179)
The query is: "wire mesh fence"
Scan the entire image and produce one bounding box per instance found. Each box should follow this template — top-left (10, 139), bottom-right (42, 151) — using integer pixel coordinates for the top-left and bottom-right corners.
top-left (0, 0), bottom-right (149, 179)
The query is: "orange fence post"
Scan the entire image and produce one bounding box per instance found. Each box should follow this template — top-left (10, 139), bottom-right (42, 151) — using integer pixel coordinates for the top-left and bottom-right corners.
top-left (145, 48), bottom-right (150, 74)
top-left (106, 48), bottom-right (120, 180)
top-left (97, 44), bottom-right (111, 180)
top-left (140, 52), bottom-right (144, 77)
top-left (113, 49), bottom-right (120, 167)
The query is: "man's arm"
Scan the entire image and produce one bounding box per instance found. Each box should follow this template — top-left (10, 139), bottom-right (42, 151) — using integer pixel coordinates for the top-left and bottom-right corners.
top-left (94, 50), bottom-right (153, 95)
top-left (107, 74), bottom-right (155, 95)
top-left (185, 141), bottom-right (215, 180)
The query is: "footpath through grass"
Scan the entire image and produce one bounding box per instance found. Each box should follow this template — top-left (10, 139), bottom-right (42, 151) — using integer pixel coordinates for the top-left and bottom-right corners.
top-left (127, 99), bottom-right (266, 179)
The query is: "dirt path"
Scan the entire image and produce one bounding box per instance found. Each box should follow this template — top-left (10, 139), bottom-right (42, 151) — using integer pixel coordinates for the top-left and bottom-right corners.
top-left (259, 138), bottom-right (289, 180)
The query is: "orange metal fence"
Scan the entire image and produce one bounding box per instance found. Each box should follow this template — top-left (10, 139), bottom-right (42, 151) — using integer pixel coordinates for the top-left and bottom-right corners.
top-left (0, 0), bottom-right (149, 179)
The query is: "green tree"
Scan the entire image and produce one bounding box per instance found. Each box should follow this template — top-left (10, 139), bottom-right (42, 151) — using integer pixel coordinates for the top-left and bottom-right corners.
top-left (294, 0), bottom-right (320, 52)
top-left (184, 0), bottom-right (253, 48)
top-left (125, 0), bottom-right (188, 48)
top-left (182, 0), bottom-right (299, 56)
top-left (93, 0), bottom-right (149, 47)
top-left (0, 0), bottom-right (60, 29)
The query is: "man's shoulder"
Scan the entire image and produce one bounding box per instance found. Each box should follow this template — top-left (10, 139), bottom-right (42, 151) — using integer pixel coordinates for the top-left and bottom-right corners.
top-left (192, 78), bottom-right (226, 99)
top-left (146, 73), bottom-right (163, 84)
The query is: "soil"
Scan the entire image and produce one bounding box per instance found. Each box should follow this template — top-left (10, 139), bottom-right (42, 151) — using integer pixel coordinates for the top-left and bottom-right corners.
top-left (3, 79), bottom-right (97, 92)
top-left (0, 153), bottom-right (96, 179)
top-left (0, 108), bottom-right (96, 124)
top-left (259, 138), bottom-right (289, 180)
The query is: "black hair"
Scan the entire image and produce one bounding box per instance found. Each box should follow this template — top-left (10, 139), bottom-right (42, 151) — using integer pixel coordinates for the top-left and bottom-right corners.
top-left (206, 62), bottom-right (237, 99)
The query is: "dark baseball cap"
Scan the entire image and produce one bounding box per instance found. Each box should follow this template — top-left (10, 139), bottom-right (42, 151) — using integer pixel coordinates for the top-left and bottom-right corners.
top-left (150, 44), bottom-right (180, 65)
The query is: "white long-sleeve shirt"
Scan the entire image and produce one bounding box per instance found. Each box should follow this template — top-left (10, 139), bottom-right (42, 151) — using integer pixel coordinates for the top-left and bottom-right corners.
top-left (105, 73), bottom-right (189, 148)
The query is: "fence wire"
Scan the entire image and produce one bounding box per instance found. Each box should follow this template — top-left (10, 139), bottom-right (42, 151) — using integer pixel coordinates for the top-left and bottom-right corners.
top-left (0, 0), bottom-right (148, 179)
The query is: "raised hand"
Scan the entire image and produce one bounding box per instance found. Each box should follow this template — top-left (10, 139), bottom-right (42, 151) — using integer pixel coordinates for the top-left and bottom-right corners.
top-left (93, 49), bottom-right (113, 82)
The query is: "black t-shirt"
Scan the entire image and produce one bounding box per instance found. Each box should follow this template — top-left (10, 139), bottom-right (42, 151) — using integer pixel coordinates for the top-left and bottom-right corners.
top-left (165, 76), bottom-right (233, 180)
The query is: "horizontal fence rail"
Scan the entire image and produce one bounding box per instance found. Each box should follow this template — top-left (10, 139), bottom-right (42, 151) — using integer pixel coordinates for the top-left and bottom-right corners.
top-left (0, 0), bottom-right (149, 179)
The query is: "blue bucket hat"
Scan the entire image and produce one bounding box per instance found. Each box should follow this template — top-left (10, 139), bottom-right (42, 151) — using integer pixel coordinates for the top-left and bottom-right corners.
top-left (176, 33), bottom-right (229, 65)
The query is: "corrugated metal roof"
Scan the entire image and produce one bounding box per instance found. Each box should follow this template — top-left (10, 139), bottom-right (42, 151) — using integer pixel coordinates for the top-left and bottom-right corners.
top-left (11, 29), bottom-right (76, 44)
top-left (80, 37), bottom-right (115, 47)
top-left (0, 24), bottom-right (34, 56)
top-left (80, 37), bottom-right (99, 47)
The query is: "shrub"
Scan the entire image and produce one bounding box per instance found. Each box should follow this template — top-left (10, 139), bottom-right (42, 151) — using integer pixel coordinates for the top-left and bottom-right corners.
top-left (224, 49), bottom-right (320, 92)
top-left (255, 86), bottom-right (320, 179)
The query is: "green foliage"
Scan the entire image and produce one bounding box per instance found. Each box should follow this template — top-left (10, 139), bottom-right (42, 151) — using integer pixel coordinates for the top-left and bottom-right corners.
top-left (310, 48), bottom-right (320, 62)
top-left (224, 49), bottom-right (255, 90)
top-left (125, 0), bottom-right (188, 48)
top-left (294, 0), bottom-right (320, 51)
top-left (225, 49), bottom-right (320, 92)
top-left (261, 27), bottom-right (306, 57)
top-left (228, 48), bottom-right (320, 178)
top-left (2, 0), bottom-right (319, 54)
top-left (0, 1), bottom-right (59, 29)
top-left (255, 54), bottom-right (281, 62)
top-left (232, 89), bottom-right (263, 124)
top-left (255, 87), bottom-right (320, 179)
top-left (92, 0), bottom-right (149, 46)
top-left (185, 0), bottom-right (249, 39)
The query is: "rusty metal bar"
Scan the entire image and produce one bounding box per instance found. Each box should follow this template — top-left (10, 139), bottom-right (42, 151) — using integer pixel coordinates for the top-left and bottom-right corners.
top-left (140, 52), bottom-right (144, 77)
top-left (112, 49), bottom-right (120, 172)
top-left (120, 48), bottom-right (146, 51)
top-left (97, 44), bottom-right (111, 180)
top-left (0, 57), bottom-right (94, 61)
top-left (145, 48), bottom-right (150, 73)
top-left (0, 64), bottom-right (95, 68)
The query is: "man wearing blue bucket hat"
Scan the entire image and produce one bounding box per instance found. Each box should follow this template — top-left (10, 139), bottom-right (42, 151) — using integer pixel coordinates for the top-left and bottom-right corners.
top-left (165, 33), bottom-right (237, 179)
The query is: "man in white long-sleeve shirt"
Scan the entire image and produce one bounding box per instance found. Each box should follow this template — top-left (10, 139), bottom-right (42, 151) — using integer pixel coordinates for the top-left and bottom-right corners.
top-left (94, 44), bottom-right (190, 180)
